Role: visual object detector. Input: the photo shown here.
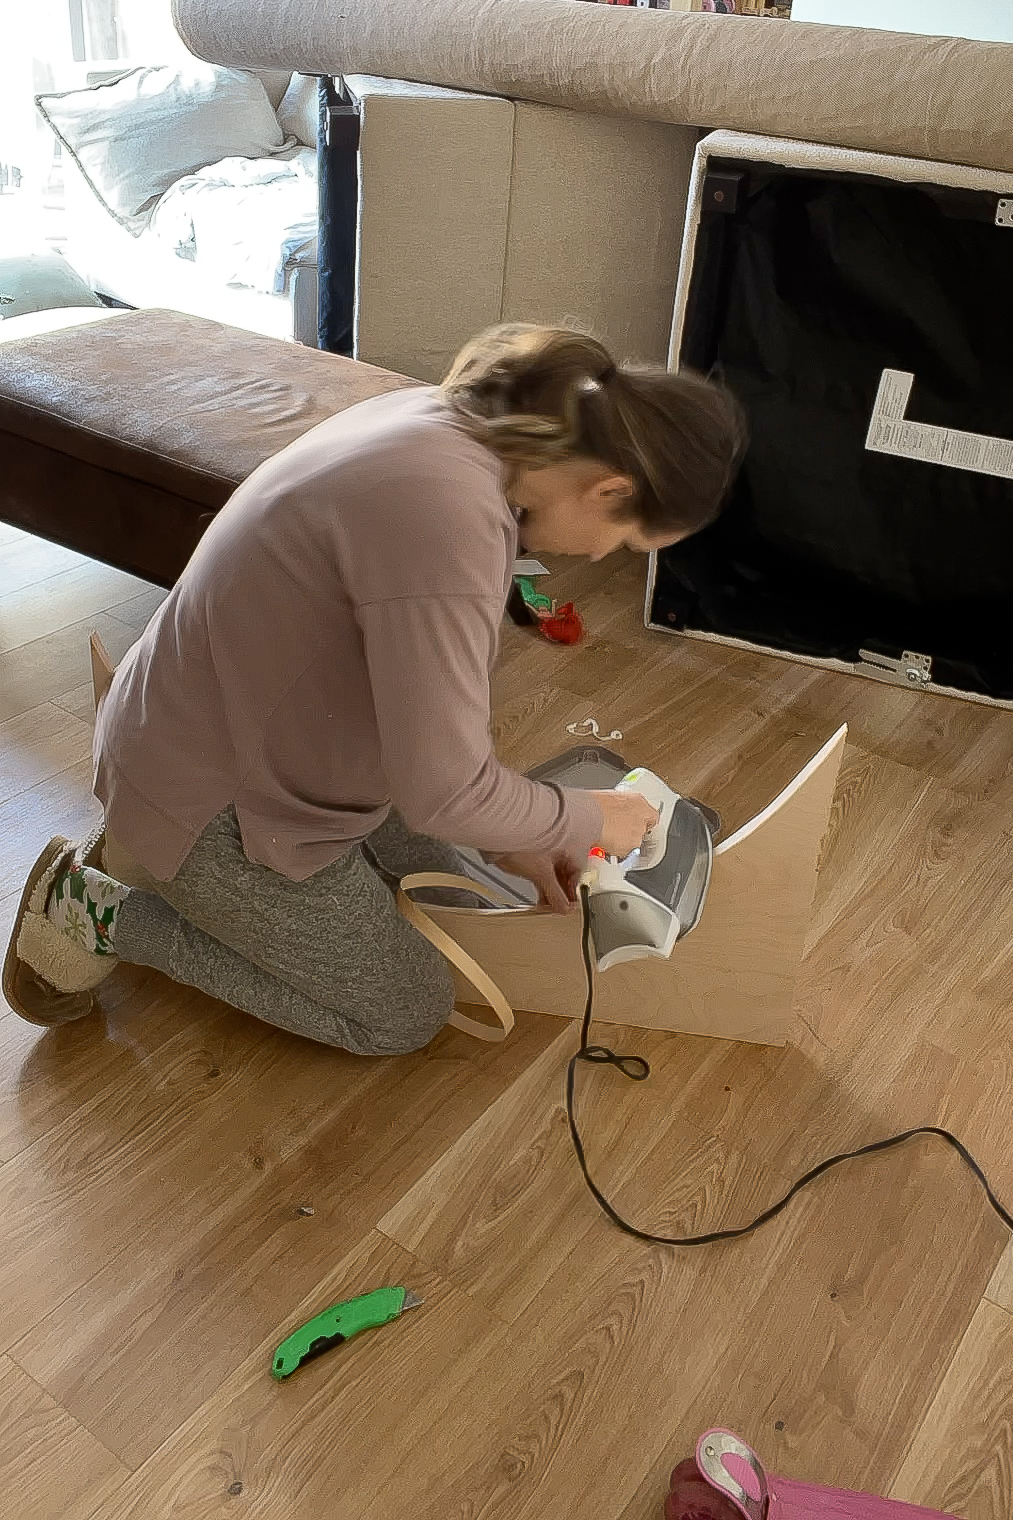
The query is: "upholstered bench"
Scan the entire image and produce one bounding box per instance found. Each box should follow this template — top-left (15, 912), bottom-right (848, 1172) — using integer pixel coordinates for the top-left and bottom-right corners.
top-left (0, 309), bottom-right (419, 587)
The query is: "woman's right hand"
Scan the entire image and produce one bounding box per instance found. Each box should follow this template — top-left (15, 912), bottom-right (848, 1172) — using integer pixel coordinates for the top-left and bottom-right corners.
top-left (589, 790), bottom-right (661, 861)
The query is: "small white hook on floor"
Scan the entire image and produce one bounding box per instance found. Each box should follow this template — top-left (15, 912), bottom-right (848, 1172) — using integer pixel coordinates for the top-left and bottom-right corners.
top-left (566, 717), bottom-right (624, 742)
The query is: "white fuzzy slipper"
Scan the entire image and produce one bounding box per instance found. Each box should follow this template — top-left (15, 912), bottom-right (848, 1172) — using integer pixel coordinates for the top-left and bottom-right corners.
top-left (3, 830), bottom-right (113, 1026)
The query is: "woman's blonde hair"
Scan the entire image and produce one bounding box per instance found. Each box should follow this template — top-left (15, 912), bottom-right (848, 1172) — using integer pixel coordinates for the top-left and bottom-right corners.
top-left (442, 322), bottom-right (747, 536)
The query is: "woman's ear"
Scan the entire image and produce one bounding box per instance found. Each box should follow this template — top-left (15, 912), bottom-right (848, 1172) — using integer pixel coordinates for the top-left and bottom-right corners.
top-left (598, 474), bottom-right (637, 509)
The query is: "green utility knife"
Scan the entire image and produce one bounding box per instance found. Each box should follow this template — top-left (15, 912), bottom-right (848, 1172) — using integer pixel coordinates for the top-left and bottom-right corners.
top-left (271, 1286), bottom-right (423, 1380)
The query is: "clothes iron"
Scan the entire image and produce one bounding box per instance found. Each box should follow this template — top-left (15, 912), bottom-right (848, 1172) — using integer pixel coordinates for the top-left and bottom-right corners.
top-left (665, 1429), bottom-right (960, 1520)
top-left (581, 768), bottom-right (718, 972)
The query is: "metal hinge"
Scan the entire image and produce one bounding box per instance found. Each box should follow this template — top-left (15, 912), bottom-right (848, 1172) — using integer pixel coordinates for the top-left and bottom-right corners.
top-left (996, 198), bottom-right (1013, 228)
top-left (858, 648), bottom-right (933, 688)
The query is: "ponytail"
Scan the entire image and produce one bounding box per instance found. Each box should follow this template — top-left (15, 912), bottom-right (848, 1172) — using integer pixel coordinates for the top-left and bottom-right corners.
top-left (442, 322), bottom-right (747, 537)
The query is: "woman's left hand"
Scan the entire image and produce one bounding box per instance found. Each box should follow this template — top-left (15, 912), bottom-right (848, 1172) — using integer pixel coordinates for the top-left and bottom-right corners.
top-left (493, 852), bottom-right (579, 914)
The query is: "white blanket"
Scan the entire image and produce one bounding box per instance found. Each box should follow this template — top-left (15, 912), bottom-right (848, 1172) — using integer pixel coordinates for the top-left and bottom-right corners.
top-left (149, 146), bottom-right (317, 296)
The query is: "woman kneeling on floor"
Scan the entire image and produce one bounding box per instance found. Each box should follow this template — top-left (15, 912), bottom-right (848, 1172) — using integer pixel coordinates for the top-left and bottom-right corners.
top-left (4, 324), bottom-right (744, 1053)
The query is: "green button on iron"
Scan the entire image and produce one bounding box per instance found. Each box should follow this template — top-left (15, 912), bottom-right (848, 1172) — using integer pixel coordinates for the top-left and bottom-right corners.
top-left (271, 1285), bottom-right (423, 1380)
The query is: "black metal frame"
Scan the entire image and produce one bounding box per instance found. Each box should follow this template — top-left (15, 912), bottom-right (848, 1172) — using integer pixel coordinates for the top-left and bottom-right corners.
top-left (317, 77), bottom-right (360, 356)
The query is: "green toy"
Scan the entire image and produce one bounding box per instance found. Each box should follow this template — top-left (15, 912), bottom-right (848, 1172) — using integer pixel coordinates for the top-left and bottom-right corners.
top-left (271, 1285), bottom-right (423, 1379)
top-left (514, 576), bottom-right (583, 645)
top-left (515, 575), bottom-right (554, 614)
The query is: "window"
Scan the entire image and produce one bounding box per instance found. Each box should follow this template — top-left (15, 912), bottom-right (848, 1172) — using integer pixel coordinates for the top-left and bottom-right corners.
top-left (115, 0), bottom-right (198, 64)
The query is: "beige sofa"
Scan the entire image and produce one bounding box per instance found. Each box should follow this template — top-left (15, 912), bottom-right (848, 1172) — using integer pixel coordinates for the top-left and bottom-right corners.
top-left (170, 1), bottom-right (1012, 379)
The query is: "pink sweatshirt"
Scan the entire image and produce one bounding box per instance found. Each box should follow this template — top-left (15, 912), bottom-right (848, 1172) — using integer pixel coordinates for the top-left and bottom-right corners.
top-left (94, 387), bottom-right (603, 883)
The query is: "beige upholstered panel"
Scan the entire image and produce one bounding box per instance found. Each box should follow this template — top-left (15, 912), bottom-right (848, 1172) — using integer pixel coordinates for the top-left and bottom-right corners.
top-left (501, 104), bottom-right (697, 364)
top-left (346, 79), bottom-right (696, 381)
top-left (173, 0), bottom-right (1013, 173)
top-left (344, 76), bottom-right (515, 382)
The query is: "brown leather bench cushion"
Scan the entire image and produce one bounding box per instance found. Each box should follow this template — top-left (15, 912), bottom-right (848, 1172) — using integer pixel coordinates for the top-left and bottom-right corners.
top-left (0, 309), bottom-right (420, 587)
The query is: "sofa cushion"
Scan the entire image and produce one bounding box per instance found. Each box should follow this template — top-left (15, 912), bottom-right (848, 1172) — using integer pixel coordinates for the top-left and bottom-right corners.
top-left (0, 252), bottom-right (103, 320)
top-left (500, 103), bottom-right (695, 365)
top-left (343, 75), bottom-right (515, 383)
top-left (254, 70), bottom-right (295, 111)
top-left (147, 148), bottom-right (318, 297)
top-left (0, 308), bottom-right (419, 586)
top-left (35, 64), bottom-right (287, 234)
top-left (277, 73), bottom-right (319, 148)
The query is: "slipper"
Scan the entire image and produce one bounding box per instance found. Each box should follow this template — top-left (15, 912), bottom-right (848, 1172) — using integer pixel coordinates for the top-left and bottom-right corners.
top-left (3, 827), bottom-right (112, 1027)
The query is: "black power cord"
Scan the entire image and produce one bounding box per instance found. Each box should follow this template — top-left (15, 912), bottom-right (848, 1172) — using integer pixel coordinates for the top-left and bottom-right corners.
top-left (566, 885), bottom-right (1013, 1246)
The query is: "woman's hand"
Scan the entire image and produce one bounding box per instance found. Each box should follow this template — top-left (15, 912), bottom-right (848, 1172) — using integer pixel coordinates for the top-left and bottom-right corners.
top-left (589, 790), bottom-right (661, 861)
top-left (493, 852), bottom-right (580, 914)
top-left (491, 789), bottom-right (660, 912)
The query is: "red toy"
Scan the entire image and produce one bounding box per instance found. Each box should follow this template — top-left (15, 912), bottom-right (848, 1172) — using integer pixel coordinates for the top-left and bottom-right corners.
top-left (536, 600), bottom-right (583, 644)
top-left (666, 1430), bottom-right (960, 1520)
top-left (514, 575), bottom-right (584, 644)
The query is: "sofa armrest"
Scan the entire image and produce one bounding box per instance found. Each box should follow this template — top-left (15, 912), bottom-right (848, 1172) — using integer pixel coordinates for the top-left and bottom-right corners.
top-left (176, 0), bottom-right (1013, 176)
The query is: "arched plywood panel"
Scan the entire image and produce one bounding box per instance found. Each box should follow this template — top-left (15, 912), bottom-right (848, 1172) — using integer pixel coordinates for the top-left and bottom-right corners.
top-left (415, 726), bottom-right (848, 1047)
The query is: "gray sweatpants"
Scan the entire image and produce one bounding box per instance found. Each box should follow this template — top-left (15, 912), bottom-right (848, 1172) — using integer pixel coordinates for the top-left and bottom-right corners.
top-left (112, 807), bottom-right (481, 1055)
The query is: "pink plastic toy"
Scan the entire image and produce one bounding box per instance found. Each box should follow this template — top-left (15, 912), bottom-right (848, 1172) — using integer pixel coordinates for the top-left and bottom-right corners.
top-left (665, 1430), bottom-right (961, 1520)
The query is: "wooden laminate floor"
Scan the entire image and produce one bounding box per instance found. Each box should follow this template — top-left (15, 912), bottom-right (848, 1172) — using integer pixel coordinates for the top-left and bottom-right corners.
top-left (1, 524), bottom-right (1011, 1519)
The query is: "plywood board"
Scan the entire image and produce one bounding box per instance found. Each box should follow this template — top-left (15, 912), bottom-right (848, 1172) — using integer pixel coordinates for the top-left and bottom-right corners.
top-left (413, 726), bottom-right (847, 1046)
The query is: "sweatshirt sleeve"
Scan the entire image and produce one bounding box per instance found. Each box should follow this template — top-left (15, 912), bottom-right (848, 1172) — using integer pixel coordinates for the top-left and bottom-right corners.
top-left (356, 592), bottom-right (603, 863)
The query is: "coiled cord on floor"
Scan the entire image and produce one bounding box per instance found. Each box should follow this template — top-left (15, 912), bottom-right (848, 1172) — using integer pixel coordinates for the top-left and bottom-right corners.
top-left (565, 884), bottom-right (1013, 1246)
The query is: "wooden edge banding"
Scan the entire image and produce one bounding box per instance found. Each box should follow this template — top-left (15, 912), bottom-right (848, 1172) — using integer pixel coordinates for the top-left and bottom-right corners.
top-left (399, 871), bottom-right (519, 910)
top-left (398, 873), bottom-right (517, 1043)
top-left (715, 723), bottom-right (849, 857)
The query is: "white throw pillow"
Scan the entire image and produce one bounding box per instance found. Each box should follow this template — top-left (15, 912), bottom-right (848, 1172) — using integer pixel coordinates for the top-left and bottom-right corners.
top-left (277, 74), bottom-right (320, 150)
top-left (255, 71), bottom-right (295, 112)
top-left (36, 65), bottom-right (286, 234)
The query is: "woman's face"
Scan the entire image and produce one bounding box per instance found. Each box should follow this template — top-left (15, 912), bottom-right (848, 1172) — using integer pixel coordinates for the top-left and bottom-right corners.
top-left (509, 459), bottom-right (681, 562)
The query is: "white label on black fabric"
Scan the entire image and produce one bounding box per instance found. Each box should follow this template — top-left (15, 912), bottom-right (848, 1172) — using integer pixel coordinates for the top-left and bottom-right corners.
top-left (866, 370), bottom-right (1013, 480)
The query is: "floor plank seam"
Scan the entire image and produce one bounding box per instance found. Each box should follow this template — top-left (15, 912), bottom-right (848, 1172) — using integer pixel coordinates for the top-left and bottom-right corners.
top-left (0, 751), bottom-right (96, 811)
top-left (374, 1224), bottom-right (517, 1328)
top-left (883, 1294), bottom-right (1013, 1505)
top-left (3, 1245), bottom-right (126, 1365)
top-left (80, 1470), bottom-right (136, 1520)
top-left (100, 612), bottom-right (146, 641)
top-left (51, 694), bottom-right (96, 722)
top-left (0, 561), bottom-right (101, 597)
top-left (4, 1349), bottom-right (131, 1475)
top-left (793, 1008), bottom-right (831, 1050)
